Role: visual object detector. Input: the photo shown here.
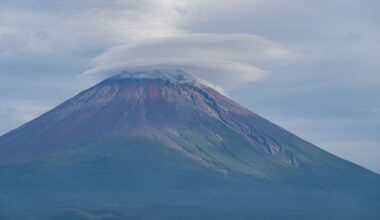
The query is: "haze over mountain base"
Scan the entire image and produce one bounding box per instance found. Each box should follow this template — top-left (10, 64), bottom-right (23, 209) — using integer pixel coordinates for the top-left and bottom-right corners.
top-left (0, 69), bottom-right (379, 220)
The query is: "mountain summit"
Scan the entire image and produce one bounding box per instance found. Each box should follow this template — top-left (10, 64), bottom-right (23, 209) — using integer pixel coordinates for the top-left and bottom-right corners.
top-left (0, 69), bottom-right (379, 220)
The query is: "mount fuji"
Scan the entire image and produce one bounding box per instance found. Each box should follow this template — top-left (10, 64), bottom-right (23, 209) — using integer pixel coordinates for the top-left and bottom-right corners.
top-left (0, 68), bottom-right (379, 220)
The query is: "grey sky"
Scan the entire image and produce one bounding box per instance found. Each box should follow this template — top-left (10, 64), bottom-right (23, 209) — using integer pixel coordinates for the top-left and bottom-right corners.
top-left (0, 0), bottom-right (379, 173)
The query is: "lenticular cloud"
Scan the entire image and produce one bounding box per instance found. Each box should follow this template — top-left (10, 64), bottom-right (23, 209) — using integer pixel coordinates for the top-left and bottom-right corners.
top-left (81, 33), bottom-right (295, 90)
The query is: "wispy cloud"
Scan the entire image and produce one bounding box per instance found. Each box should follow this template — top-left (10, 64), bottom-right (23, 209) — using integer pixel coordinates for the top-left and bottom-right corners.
top-left (0, 0), bottom-right (196, 56)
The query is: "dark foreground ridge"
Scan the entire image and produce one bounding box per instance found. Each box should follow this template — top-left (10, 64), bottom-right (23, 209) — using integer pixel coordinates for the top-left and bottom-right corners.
top-left (0, 68), bottom-right (379, 220)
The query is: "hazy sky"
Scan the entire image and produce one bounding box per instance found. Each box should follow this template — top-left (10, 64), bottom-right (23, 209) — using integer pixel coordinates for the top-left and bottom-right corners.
top-left (0, 0), bottom-right (379, 173)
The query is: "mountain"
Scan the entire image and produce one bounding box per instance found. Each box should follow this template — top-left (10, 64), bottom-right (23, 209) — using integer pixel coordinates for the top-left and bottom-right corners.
top-left (0, 68), bottom-right (379, 220)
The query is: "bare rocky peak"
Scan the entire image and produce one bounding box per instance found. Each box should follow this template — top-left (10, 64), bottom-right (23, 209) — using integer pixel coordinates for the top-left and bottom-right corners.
top-left (110, 68), bottom-right (198, 84)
